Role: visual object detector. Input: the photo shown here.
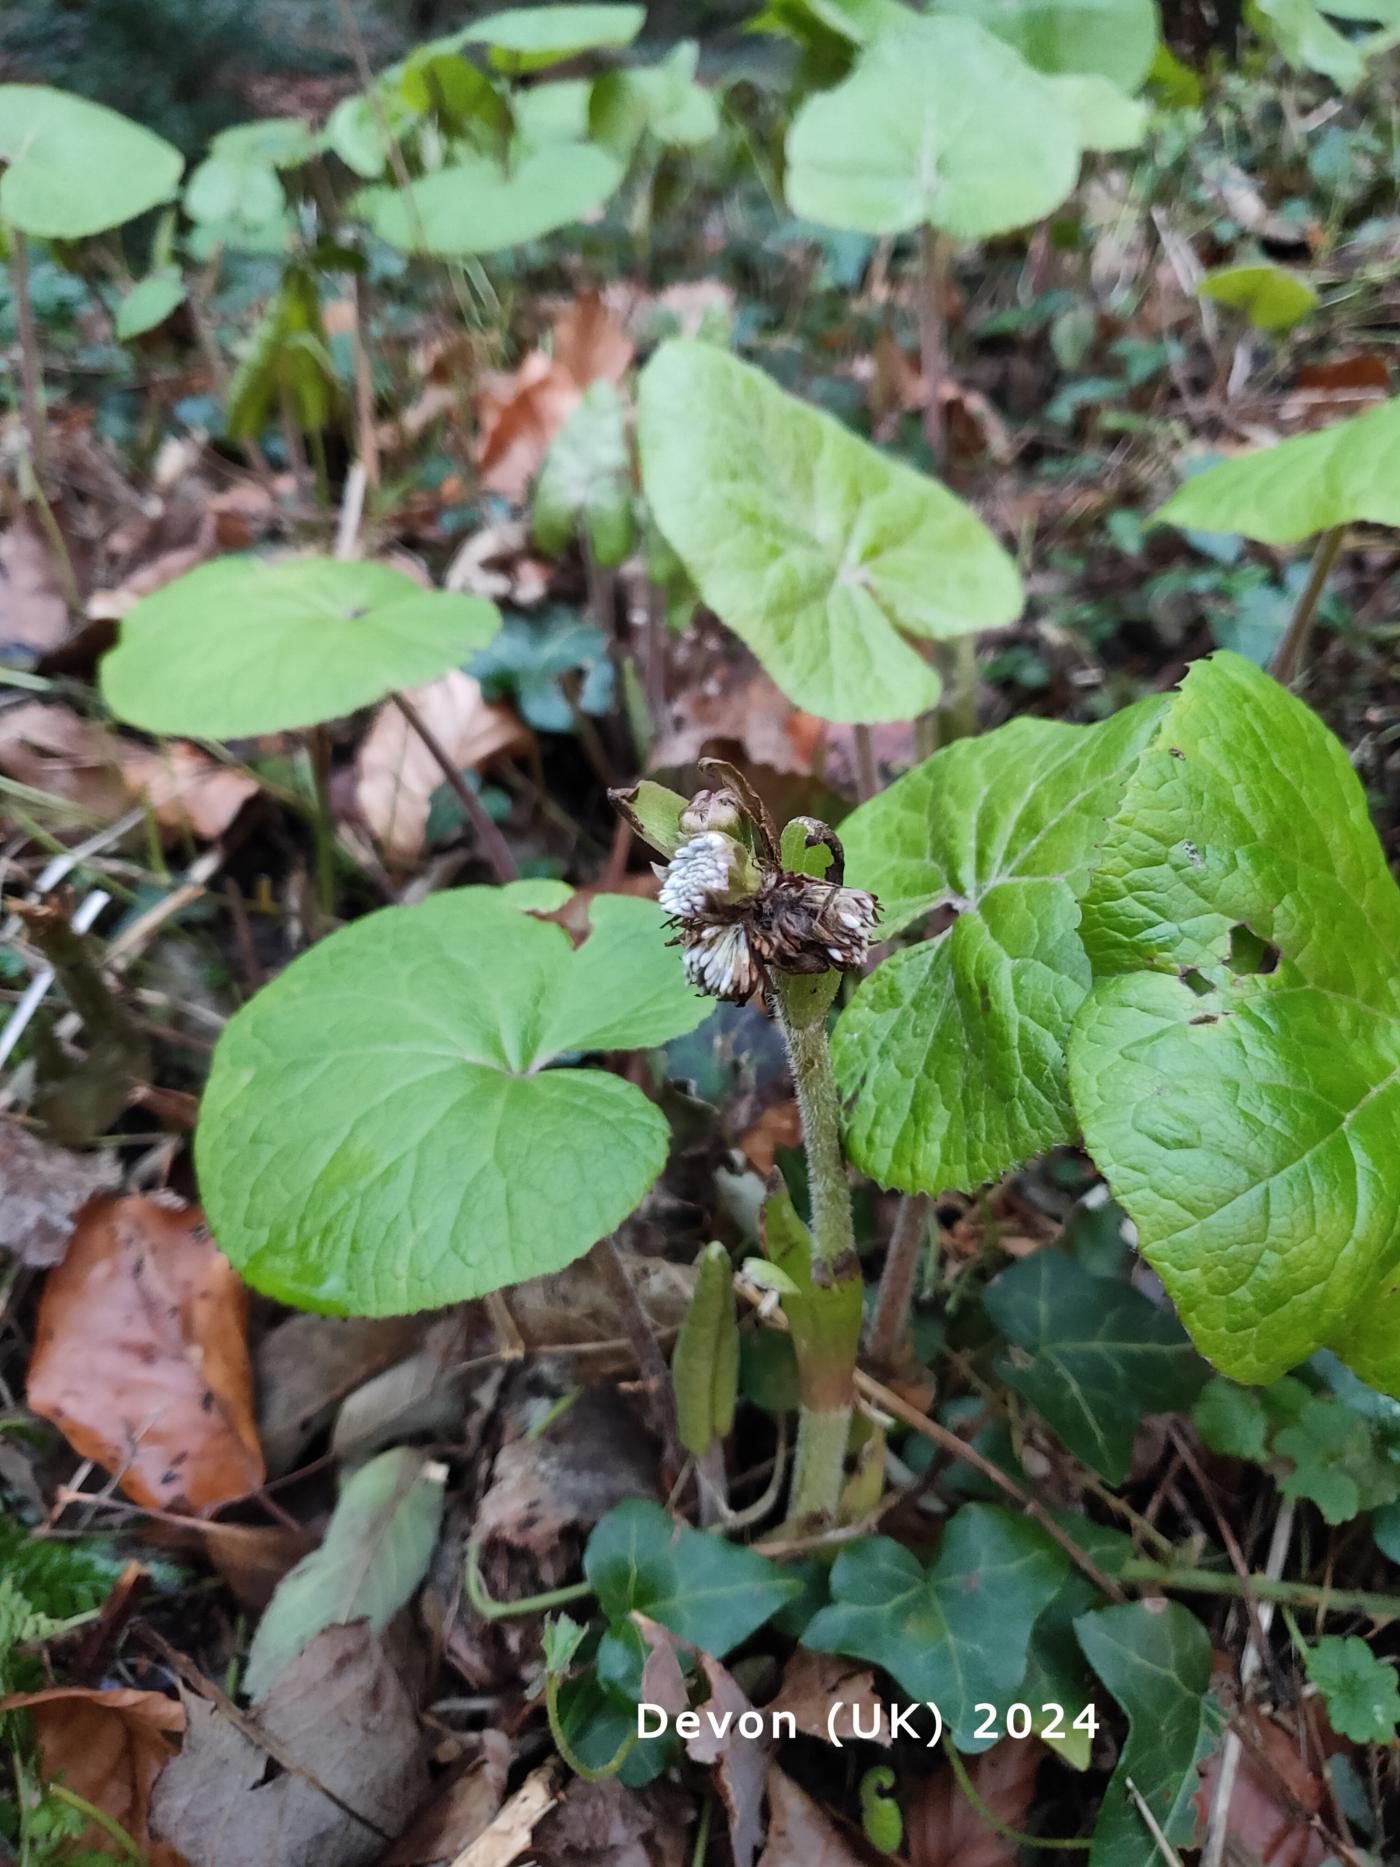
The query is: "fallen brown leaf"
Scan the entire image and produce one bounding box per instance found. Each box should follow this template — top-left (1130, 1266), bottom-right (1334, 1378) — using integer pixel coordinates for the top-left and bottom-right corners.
top-left (150, 1623), bottom-right (428, 1867)
top-left (906, 1740), bottom-right (1041, 1867)
top-left (26, 1195), bottom-right (265, 1512)
top-left (767, 1650), bottom-right (889, 1746)
top-left (757, 1768), bottom-right (866, 1867)
top-left (0, 701), bottom-right (130, 820)
top-left (386, 1729), bottom-right (510, 1866)
top-left (199, 1520), bottom-right (319, 1613)
top-left (476, 291), bottom-right (633, 501)
top-left (0, 512), bottom-right (71, 658)
top-left (0, 1685), bottom-right (186, 1866)
top-left (686, 1654), bottom-right (768, 1867)
top-left (1193, 1716), bottom-right (1329, 1867)
top-left (256, 1312), bottom-right (423, 1476)
top-left (532, 1776), bottom-right (690, 1867)
top-left (739, 1101), bottom-right (803, 1178)
top-left (0, 1117), bottom-right (120, 1267)
top-left (331, 1312), bottom-right (471, 1461)
top-left (650, 670), bottom-right (824, 778)
top-left (453, 1762), bottom-right (559, 1867)
top-left (355, 671), bottom-right (531, 864)
top-left (121, 741), bottom-right (259, 840)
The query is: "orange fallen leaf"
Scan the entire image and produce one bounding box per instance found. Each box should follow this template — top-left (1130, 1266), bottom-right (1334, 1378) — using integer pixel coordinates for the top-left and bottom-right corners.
top-left (121, 742), bottom-right (260, 840)
top-left (739, 1101), bottom-right (803, 1177)
top-left (0, 1685), bottom-right (186, 1866)
top-left (355, 670), bottom-right (531, 864)
top-left (27, 1196), bottom-right (265, 1513)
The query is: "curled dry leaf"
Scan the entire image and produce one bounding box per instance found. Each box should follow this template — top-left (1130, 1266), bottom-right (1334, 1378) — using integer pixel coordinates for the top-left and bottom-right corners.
top-left (150, 1623), bottom-right (428, 1867)
top-left (906, 1740), bottom-right (1040, 1867)
top-left (476, 291), bottom-right (634, 501)
top-left (767, 1649), bottom-right (889, 1746)
top-left (0, 1685), bottom-right (186, 1867)
top-left (757, 1767), bottom-right (866, 1867)
top-left (452, 1763), bottom-right (559, 1867)
top-left (0, 1117), bottom-right (120, 1267)
top-left (26, 1195), bottom-right (265, 1512)
top-left (120, 741), bottom-right (259, 840)
top-left (355, 670), bottom-right (531, 865)
top-left (0, 511), bottom-right (71, 659)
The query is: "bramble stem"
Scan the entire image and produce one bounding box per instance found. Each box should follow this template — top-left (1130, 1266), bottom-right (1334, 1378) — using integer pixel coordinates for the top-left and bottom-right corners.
top-left (867, 1192), bottom-right (932, 1370)
top-left (389, 689), bottom-right (518, 883)
top-left (1272, 525), bottom-right (1345, 686)
top-left (774, 976), bottom-right (858, 1522)
top-left (1119, 1556), bottom-right (1400, 1622)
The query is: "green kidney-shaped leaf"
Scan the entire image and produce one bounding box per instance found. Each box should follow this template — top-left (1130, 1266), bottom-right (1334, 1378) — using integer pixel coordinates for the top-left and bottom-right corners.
top-left (1045, 72), bottom-right (1149, 150)
top-left (938, 0), bottom-right (1159, 88)
top-left (584, 1499), bottom-right (797, 1656)
top-left (245, 1447), bottom-right (445, 1698)
top-left (101, 556), bottom-right (500, 738)
top-left (1155, 396), bottom-right (1400, 544)
top-left (637, 340), bottom-right (1021, 723)
top-left (833, 699), bottom-right (1164, 1193)
top-left (983, 1252), bottom-right (1206, 1482)
top-left (196, 888), bottom-right (709, 1315)
top-left (1074, 1601), bottom-right (1214, 1866)
top-left (785, 17), bottom-right (1082, 240)
top-left (1254, 0), bottom-right (1366, 88)
top-left (803, 1505), bottom-right (1067, 1748)
top-left (115, 272), bottom-right (185, 342)
top-left (1198, 262), bottom-right (1319, 332)
top-left (1070, 652), bottom-right (1400, 1392)
top-left (352, 142), bottom-right (622, 255)
top-left (589, 42), bottom-right (720, 157)
top-left (462, 4), bottom-right (645, 70)
top-left (0, 86), bottom-right (183, 239)
top-left (533, 382), bottom-right (635, 568)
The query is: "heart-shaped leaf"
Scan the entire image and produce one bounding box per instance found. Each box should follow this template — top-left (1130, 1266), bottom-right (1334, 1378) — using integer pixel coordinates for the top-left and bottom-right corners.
top-left (833, 699), bottom-right (1164, 1192)
top-left (638, 340), bottom-right (1021, 723)
top-left (1046, 72), bottom-right (1149, 151)
top-left (115, 272), bottom-right (185, 342)
top-left (100, 556), bottom-right (501, 738)
top-left (351, 142), bottom-right (622, 254)
top-left (983, 1252), bottom-right (1206, 1482)
top-left (461, 3), bottom-right (645, 70)
top-left (589, 42), bottom-right (720, 157)
top-left (1074, 1602), bottom-right (1214, 1866)
top-left (533, 382), bottom-right (635, 568)
top-left (196, 888), bottom-right (710, 1315)
top-left (1070, 652), bottom-right (1400, 1391)
top-left (1155, 396), bottom-right (1400, 544)
top-left (939, 0), bottom-right (1159, 88)
top-left (784, 17), bottom-right (1082, 239)
top-left (1197, 262), bottom-right (1319, 332)
top-left (802, 1505), bottom-right (1067, 1748)
top-left (0, 86), bottom-right (183, 239)
top-left (584, 1500), bottom-right (797, 1656)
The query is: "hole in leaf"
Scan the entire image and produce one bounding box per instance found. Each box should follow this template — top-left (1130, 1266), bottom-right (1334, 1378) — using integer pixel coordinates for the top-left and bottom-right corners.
top-left (1226, 924), bottom-right (1280, 976)
top-left (1179, 969), bottom-right (1214, 997)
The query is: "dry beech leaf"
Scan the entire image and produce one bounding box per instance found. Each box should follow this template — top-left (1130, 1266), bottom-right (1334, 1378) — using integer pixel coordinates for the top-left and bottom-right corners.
top-left (355, 670), bottom-right (531, 864)
top-left (0, 512), bottom-right (71, 658)
top-left (907, 1740), bottom-right (1040, 1867)
top-left (767, 1650), bottom-right (889, 1746)
top-left (27, 1196), bottom-right (265, 1512)
top-left (121, 741), bottom-right (259, 840)
top-left (0, 701), bottom-right (131, 819)
top-left (199, 1520), bottom-right (319, 1613)
top-left (650, 670), bottom-right (824, 779)
top-left (476, 291), bottom-right (633, 501)
top-left (0, 1685), bottom-right (186, 1867)
top-left (757, 1767), bottom-right (865, 1867)
top-left (0, 1118), bottom-right (120, 1267)
top-left (150, 1623), bottom-right (427, 1867)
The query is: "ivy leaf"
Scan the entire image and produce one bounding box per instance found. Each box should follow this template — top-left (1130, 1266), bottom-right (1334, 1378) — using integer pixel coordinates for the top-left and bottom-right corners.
top-left (638, 340), bottom-right (1021, 724)
top-left (0, 86), bottom-right (183, 239)
top-left (584, 1500), bottom-right (798, 1656)
top-left (983, 1252), bottom-right (1207, 1482)
top-left (802, 1504), bottom-right (1067, 1748)
top-left (785, 17), bottom-right (1083, 241)
top-left (833, 699), bottom-right (1164, 1193)
top-left (196, 889), bottom-right (710, 1315)
top-left (1197, 263), bottom-right (1319, 332)
top-left (101, 556), bottom-right (500, 738)
top-left (244, 1448), bottom-right (446, 1698)
top-left (533, 383), bottom-right (635, 568)
top-left (1070, 652), bottom-right (1400, 1392)
top-left (1155, 397), bottom-right (1400, 544)
top-left (1018, 1518), bottom-right (1133, 1770)
top-left (352, 143), bottom-right (622, 255)
top-left (1306, 1637), bottom-right (1400, 1743)
top-left (1074, 1601), bottom-right (1215, 1866)
top-left (938, 0), bottom-right (1159, 88)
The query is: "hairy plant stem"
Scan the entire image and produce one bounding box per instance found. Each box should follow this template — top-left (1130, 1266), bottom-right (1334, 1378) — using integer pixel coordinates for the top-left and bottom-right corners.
top-left (938, 633), bottom-right (979, 744)
top-left (11, 230), bottom-right (49, 485)
top-left (1118, 1555), bottom-right (1400, 1621)
top-left (866, 1192), bottom-right (932, 1369)
top-left (774, 976), bottom-right (859, 1523)
top-left (389, 690), bottom-right (518, 883)
top-left (1272, 525), bottom-right (1346, 685)
top-left (852, 723), bottom-right (879, 802)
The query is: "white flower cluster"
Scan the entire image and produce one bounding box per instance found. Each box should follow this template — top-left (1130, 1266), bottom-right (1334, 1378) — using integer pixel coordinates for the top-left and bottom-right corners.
top-left (657, 832), bottom-right (742, 919)
top-left (682, 923), bottom-right (763, 1001)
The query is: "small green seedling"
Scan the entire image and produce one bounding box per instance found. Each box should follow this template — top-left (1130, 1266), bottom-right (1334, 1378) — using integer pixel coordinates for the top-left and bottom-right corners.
top-left (1197, 260), bottom-right (1320, 333)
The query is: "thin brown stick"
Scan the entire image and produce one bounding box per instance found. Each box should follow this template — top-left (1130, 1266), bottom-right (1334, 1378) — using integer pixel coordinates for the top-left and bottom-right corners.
top-left (389, 690), bottom-right (518, 883)
top-left (1272, 525), bottom-right (1346, 685)
top-left (11, 229), bottom-right (49, 483)
top-left (589, 1235), bottom-right (683, 1475)
top-left (866, 1192), bottom-right (932, 1369)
